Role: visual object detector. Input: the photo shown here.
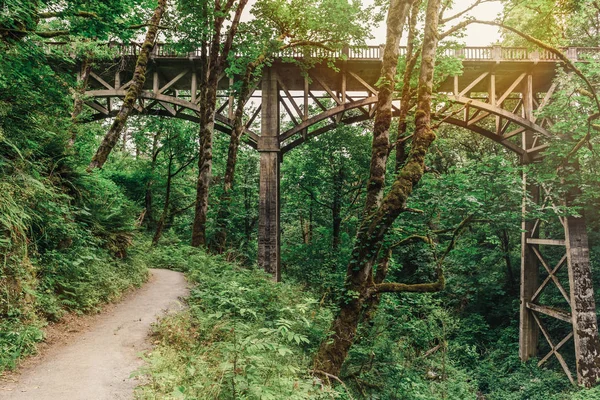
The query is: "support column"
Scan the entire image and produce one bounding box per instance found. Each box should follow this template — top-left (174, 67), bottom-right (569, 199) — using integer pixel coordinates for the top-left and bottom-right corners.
top-left (519, 172), bottom-right (540, 360)
top-left (258, 67), bottom-right (281, 281)
top-left (520, 75), bottom-right (539, 360)
top-left (519, 74), bottom-right (600, 386)
top-left (565, 209), bottom-right (600, 386)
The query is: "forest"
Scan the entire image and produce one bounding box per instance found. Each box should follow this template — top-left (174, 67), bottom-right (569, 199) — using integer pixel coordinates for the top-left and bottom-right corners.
top-left (2, 0), bottom-right (600, 399)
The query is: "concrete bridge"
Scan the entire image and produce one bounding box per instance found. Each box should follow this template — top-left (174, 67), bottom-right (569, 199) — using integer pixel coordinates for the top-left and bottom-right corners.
top-left (77, 44), bottom-right (600, 385)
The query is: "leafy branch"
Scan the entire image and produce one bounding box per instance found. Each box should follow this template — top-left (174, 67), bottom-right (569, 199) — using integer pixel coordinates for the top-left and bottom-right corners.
top-left (369, 215), bottom-right (474, 295)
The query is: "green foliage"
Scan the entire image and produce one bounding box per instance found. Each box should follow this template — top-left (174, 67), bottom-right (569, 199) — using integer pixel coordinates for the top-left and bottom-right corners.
top-left (0, 31), bottom-right (147, 372)
top-left (2, 2), bottom-right (600, 400)
top-left (134, 243), bottom-right (341, 399)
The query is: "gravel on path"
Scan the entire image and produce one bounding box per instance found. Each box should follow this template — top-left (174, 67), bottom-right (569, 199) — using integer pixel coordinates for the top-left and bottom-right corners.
top-left (0, 268), bottom-right (188, 400)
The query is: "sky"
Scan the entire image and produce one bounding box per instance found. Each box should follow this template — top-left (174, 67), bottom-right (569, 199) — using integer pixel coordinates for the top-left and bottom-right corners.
top-left (367, 0), bottom-right (504, 46)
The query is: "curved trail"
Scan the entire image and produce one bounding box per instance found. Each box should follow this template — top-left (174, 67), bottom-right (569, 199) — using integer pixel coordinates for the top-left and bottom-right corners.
top-left (0, 269), bottom-right (188, 400)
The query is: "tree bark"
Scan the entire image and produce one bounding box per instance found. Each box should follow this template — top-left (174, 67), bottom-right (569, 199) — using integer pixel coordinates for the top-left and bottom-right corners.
top-left (243, 171), bottom-right (256, 249)
top-left (191, 0), bottom-right (248, 247)
top-left (144, 132), bottom-right (161, 228)
top-left (152, 154), bottom-right (174, 245)
top-left (314, 0), bottom-right (414, 376)
top-left (86, 0), bottom-right (167, 171)
top-left (314, 0), bottom-right (441, 377)
top-left (68, 58), bottom-right (92, 147)
top-left (395, 0), bottom-right (421, 172)
top-left (499, 229), bottom-right (516, 287)
top-left (363, 0), bottom-right (411, 214)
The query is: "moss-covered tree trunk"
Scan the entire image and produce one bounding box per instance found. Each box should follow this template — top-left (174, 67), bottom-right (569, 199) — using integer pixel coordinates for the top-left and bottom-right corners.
top-left (395, 0), bottom-right (421, 172)
top-left (362, 2), bottom-right (421, 322)
top-left (86, 0), bottom-right (167, 171)
top-left (191, 0), bottom-right (248, 247)
top-left (362, 0), bottom-right (411, 215)
top-left (314, 0), bottom-right (441, 377)
top-left (191, 80), bottom-right (218, 247)
top-left (144, 132), bottom-right (161, 228)
top-left (68, 58), bottom-right (92, 147)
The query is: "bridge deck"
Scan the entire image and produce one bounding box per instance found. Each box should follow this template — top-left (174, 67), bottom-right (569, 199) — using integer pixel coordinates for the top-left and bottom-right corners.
top-left (85, 44), bottom-right (594, 95)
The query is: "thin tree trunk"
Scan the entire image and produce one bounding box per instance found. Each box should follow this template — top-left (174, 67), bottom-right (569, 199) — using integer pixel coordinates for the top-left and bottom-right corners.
top-left (499, 229), bottom-right (515, 286)
top-left (86, 0), bottom-right (167, 171)
top-left (363, 0), bottom-right (410, 214)
top-left (144, 132), bottom-right (161, 228)
top-left (315, 0), bottom-right (441, 377)
top-left (68, 58), bottom-right (92, 147)
top-left (300, 212), bottom-right (310, 244)
top-left (332, 168), bottom-right (343, 250)
top-left (191, 0), bottom-right (248, 247)
top-left (152, 151), bottom-right (195, 244)
top-left (122, 130), bottom-right (128, 151)
top-left (152, 155), bottom-right (174, 246)
top-left (214, 62), bottom-right (260, 252)
top-left (191, 83), bottom-right (217, 246)
top-left (395, 0), bottom-right (421, 172)
top-left (309, 198), bottom-right (314, 243)
top-left (243, 171), bottom-right (254, 247)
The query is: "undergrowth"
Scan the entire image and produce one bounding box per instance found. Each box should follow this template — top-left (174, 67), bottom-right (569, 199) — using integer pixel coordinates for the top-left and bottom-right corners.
top-left (0, 161), bottom-right (148, 372)
top-left (134, 242), bottom-right (345, 400)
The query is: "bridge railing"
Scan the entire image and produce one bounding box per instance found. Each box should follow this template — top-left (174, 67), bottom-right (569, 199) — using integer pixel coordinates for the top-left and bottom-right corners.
top-left (68, 42), bottom-right (600, 62)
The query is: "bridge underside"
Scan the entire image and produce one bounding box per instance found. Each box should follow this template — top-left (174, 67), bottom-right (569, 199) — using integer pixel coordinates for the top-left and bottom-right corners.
top-left (84, 58), bottom-right (556, 158)
top-left (78, 52), bottom-right (600, 386)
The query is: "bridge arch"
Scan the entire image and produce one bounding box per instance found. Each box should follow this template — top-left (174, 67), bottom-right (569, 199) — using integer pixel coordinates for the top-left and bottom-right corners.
top-left (85, 89), bottom-right (259, 148)
top-left (85, 77), bottom-right (552, 160)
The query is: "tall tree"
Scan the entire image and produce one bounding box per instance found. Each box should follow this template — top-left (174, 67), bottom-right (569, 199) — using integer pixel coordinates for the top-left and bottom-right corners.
top-left (87, 0), bottom-right (168, 171)
top-left (211, 0), bottom-right (374, 251)
top-left (191, 0), bottom-right (248, 247)
top-left (315, 0), bottom-right (444, 376)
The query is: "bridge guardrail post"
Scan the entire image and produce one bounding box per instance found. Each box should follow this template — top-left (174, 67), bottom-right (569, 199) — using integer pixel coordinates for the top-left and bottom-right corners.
top-left (493, 45), bottom-right (502, 61)
top-left (453, 48), bottom-right (464, 59)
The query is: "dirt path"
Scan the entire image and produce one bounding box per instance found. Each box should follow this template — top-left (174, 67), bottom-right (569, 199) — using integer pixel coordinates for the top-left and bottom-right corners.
top-left (0, 269), bottom-right (188, 400)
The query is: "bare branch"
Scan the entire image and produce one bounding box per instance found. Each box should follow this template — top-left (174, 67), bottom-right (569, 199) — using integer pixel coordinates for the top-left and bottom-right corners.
top-left (312, 370), bottom-right (355, 400)
top-left (374, 280), bottom-right (444, 293)
top-left (373, 215), bottom-right (475, 295)
top-left (435, 215), bottom-right (473, 266)
top-left (169, 155), bottom-right (197, 178)
top-left (299, 184), bottom-right (332, 210)
top-left (219, 0), bottom-right (249, 65)
top-left (440, 0), bottom-right (493, 24)
top-left (127, 23), bottom-right (171, 30)
top-left (432, 102), bottom-right (469, 129)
